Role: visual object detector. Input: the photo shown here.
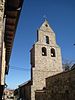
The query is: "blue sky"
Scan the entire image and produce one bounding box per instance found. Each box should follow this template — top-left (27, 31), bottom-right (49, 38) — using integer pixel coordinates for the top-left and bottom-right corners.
top-left (6, 0), bottom-right (75, 89)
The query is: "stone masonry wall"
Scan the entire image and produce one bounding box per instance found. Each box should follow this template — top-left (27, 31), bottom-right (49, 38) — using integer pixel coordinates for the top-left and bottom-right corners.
top-left (35, 68), bottom-right (75, 100)
top-left (0, 0), bottom-right (5, 85)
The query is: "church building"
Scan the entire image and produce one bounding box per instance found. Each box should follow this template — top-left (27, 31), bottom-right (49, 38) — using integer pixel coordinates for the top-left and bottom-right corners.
top-left (17, 19), bottom-right (63, 100)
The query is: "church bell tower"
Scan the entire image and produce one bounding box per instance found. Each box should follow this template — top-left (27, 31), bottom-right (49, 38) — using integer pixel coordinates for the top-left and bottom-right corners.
top-left (30, 20), bottom-right (63, 100)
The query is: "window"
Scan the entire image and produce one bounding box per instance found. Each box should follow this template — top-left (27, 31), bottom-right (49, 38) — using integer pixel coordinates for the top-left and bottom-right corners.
top-left (46, 36), bottom-right (49, 44)
top-left (42, 47), bottom-right (47, 56)
top-left (51, 48), bottom-right (55, 57)
top-left (45, 24), bottom-right (48, 27)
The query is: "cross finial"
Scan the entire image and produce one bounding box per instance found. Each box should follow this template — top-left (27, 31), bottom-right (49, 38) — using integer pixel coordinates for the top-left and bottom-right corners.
top-left (43, 15), bottom-right (47, 21)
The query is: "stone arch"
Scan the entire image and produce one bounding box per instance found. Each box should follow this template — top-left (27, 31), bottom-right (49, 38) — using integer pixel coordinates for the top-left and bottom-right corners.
top-left (42, 47), bottom-right (47, 56)
top-left (51, 48), bottom-right (55, 57)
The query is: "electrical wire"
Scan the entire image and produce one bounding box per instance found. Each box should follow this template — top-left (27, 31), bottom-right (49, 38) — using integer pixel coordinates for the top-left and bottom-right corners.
top-left (9, 65), bottom-right (57, 72)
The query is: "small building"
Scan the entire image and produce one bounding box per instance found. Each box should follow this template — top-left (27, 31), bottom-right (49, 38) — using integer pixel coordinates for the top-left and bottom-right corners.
top-left (14, 81), bottom-right (31, 100)
top-left (14, 88), bottom-right (19, 100)
top-left (3, 89), bottom-right (14, 100)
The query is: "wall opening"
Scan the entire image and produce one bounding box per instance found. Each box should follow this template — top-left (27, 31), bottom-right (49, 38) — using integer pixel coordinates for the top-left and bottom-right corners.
top-left (46, 36), bottom-right (49, 44)
top-left (51, 48), bottom-right (55, 57)
top-left (42, 47), bottom-right (47, 56)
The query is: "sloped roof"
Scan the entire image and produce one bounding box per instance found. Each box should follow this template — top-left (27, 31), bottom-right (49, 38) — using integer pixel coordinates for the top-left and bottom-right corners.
top-left (19, 80), bottom-right (31, 87)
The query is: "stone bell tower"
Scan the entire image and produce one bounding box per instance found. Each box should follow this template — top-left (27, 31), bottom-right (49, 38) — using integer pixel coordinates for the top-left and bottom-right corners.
top-left (30, 20), bottom-right (63, 100)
